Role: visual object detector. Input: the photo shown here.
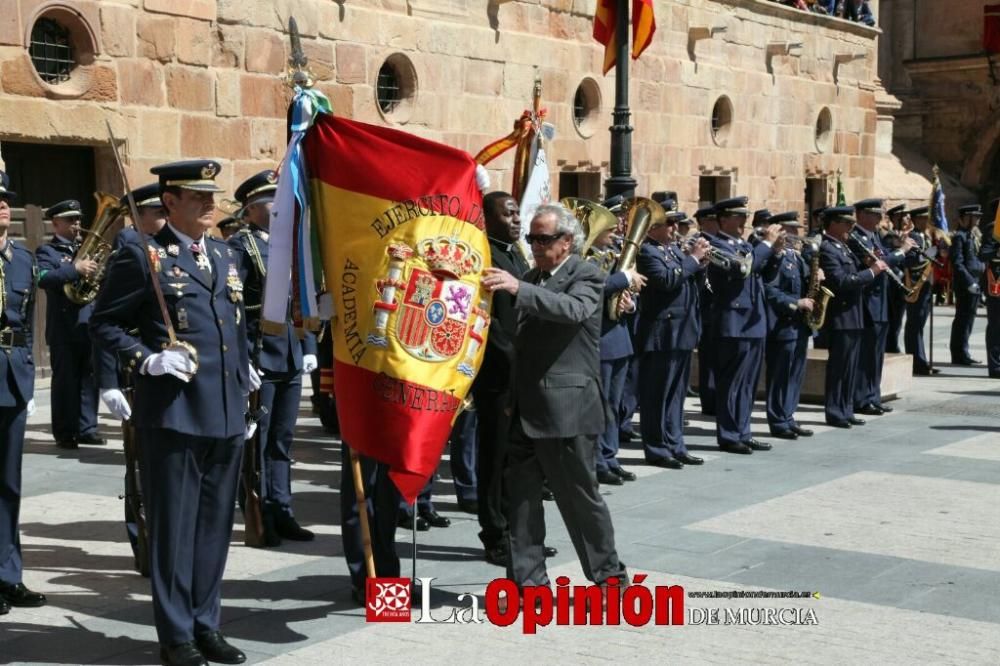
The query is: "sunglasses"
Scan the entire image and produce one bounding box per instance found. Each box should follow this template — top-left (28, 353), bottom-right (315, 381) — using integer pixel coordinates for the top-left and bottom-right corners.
top-left (526, 232), bottom-right (567, 246)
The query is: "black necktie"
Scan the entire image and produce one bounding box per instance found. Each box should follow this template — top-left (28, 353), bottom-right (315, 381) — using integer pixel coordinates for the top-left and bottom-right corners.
top-left (536, 270), bottom-right (551, 286)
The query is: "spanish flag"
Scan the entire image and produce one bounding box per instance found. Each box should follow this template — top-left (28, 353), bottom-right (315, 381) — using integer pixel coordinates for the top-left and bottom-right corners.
top-left (302, 115), bottom-right (491, 503)
top-left (594, 0), bottom-right (656, 75)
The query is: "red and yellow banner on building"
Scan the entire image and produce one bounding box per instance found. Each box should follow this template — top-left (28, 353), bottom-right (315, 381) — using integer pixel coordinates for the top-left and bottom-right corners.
top-left (303, 116), bottom-right (490, 503)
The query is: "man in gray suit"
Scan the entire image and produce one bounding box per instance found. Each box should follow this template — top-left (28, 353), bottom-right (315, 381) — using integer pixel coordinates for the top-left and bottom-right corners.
top-left (482, 203), bottom-right (627, 590)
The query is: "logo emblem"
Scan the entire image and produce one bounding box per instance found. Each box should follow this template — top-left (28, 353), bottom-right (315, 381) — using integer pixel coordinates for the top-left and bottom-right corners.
top-left (365, 577), bottom-right (412, 623)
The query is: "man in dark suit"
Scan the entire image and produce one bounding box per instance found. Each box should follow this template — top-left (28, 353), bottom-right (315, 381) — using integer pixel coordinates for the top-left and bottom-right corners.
top-left (35, 200), bottom-right (102, 449)
top-left (818, 206), bottom-right (887, 428)
top-left (0, 169), bottom-right (47, 614)
top-left (949, 205), bottom-right (985, 365)
top-left (903, 206), bottom-right (939, 375)
top-left (763, 212), bottom-right (816, 440)
top-left (707, 197), bottom-right (783, 454)
top-left (482, 203), bottom-right (626, 590)
top-left (91, 160), bottom-right (254, 666)
top-left (635, 212), bottom-right (708, 468)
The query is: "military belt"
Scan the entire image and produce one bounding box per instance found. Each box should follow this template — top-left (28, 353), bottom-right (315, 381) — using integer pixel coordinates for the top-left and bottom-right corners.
top-left (0, 328), bottom-right (28, 349)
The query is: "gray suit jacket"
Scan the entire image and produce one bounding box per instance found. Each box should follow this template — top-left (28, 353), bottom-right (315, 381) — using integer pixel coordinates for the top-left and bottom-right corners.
top-left (512, 254), bottom-right (606, 439)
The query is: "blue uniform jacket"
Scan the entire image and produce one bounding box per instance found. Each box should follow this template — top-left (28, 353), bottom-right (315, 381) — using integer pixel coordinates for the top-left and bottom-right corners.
top-left (94, 227), bottom-right (147, 389)
top-left (847, 227), bottom-right (905, 324)
top-left (600, 269), bottom-right (633, 360)
top-left (635, 239), bottom-right (702, 352)
top-left (707, 232), bottom-right (776, 339)
top-left (36, 237), bottom-right (92, 347)
top-left (1, 240), bottom-right (37, 406)
top-left (228, 226), bottom-right (316, 375)
top-left (89, 226), bottom-right (250, 439)
top-left (819, 233), bottom-right (875, 331)
top-left (951, 228), bottom-right (985, 291)
top-left (764, 249), bottom-right (809, 342)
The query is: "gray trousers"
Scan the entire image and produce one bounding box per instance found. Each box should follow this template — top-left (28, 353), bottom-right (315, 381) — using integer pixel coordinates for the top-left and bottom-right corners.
top-left (504, 420), bottom-right (626, 587)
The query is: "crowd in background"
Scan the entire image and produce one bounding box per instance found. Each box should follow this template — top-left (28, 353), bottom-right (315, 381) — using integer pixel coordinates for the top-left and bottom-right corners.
top-left (773, 0), bottom-right (877, 26)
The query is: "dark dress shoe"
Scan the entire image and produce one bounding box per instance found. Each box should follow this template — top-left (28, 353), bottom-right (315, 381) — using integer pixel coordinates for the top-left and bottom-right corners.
top-left (541, 488), bottom-right (554, 501)
top-left (719, 442), bottom-right (752, 455)
top-left (77, 433), bottom-right (105, 445)
top-left (543, 545), bottom-right (558, 557)
top-left (275, 516), bottom-right (315, 541)
top-left (826, 419), bottom-right (852, 428)
top-left (418, 510), bottom-right (451, 528)
top-left (857, 404), bottom-right (884, 416)
top-left (676, 453), bottom-right (703, 465)
top-left (683, 419), bottom-right (690, 426)
top-left (0, 596), bottom-right (10, 615)
top-left (618, 427), bottom-right (637, 442)
top-left (160, 642), bottom-right (207, 666)
top-left (457, 499), bottom-right (479, 514)
top-left (195, 632), bottom-right (246, 664)
top-left (484, 545), bottom-right (510, 567)
top-left (914, 367), bottom-right (941, 376)
top-left (745, 439), bottom-right (771, 451)
top-left (398, 515), bottom-right (430, 531)
top-left (848, 417), bottom-right (866, 426)
top-left (646, 456), bottom-right (683, 469)
top-left (612, 467), bottom-right (637, 481)
top-left (790, 425), bottom-right (814, 437)
top-left (597, 469), bottom-right (625, 485)
top-left (953, 358), bottom-right (982, 365)
top-left (260, 512), bottom-right (282, 548)
top-left (0, 582), bottom-right (46, 607)
top-left (770, 430), bottom-right (798, 440)
top-left (55, 439), bottom-right (78, 450)
top-left (874, 403), bottom-right (893, 413)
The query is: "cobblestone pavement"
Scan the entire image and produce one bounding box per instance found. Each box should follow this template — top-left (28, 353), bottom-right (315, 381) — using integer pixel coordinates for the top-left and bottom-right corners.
top-left (3, 309), bottom-right (999, 664)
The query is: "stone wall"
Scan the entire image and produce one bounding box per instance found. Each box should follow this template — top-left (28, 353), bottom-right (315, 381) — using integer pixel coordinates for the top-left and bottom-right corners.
top-left (0, 0), bottom-right (880, 215)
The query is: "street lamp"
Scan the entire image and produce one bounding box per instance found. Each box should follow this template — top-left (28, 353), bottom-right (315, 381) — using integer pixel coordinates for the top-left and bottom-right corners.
top-left (605, 0), bottom-right (636, 199)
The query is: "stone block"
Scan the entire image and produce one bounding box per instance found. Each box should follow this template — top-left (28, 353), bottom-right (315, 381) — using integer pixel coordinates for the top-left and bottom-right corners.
top-left (145, 0), bottom-right (217, 22)
top-left (240, 74), bottom-right (290, 118)
top-left (316, 81), bottom-right (354, 118)
top-left (251, 118), bottom-right (287, 161)
top-left (463, 59), bottom-right (503, 96)
top-left (0, 55), bottom-right (46, 98)
top-left (80, 66), bottom-right (118, 102)
top-left (215, 69), bottom-right (241, 117)
top-left (0, 9), bottom-right (19, 47)
top-left (303, 40), bottom-right (335, 83)
top-left (118, 58), bottom-right (165, 107)
top-left (335, 43), bottom-right (367, 84)
top-left (181, 116), bottom-right (252, 160)
top-left (137, 16), bottom-right (176, 62)
top-left (137, 109), bottom-right (181, 158)
top-left (100, 5), bottom-right (136, 57)
top-left (212, 25), bottom-right (245, 69)
top-left (176, 18), bottom-right (213, 66)
top-left (165, 65), bottom-right (213, 111)
top-left (245, 29), bottom-right (285, 74)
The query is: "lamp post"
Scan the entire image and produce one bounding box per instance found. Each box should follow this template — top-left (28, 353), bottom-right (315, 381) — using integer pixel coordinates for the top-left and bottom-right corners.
top-left (605, 0), bottom-right (637, 199)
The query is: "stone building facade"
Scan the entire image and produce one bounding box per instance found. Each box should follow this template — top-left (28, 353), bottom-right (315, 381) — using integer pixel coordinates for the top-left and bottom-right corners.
top-left (0, 0), bottom-right (883, 222)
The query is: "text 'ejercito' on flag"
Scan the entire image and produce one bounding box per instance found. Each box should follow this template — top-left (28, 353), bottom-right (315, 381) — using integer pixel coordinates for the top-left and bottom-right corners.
top-left (303, 115), bottom-right (491, 503)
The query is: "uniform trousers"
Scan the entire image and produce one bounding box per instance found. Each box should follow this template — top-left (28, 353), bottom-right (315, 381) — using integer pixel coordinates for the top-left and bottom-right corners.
top-left (765, 335), bottom-right (809, 433)
top-left (986, 298), bottom-right (1000, 376)
top-left (505, 418), bottom-right (625, 587)
top-left (340, 445), bottom-right (400, 593)
top-left (855, 322), bottom-right (888, 409)
top-left (697, 330), bottom-right (717, 416)
top-left (48, 341), bottom-right (98, 441)
top-left (886, 284), bottom-right (906, 353)
top-left (0, 405), bottom-right (27, 585)
top-left (448, 410), bottom-right (477, 503)
top-left (256, 372), bottom-right (302, 516)
top-left (715, 337), bottom-right (764, 446)
top-left (825, 330), bottom-right (862, 423)
top-left (138, 428), bottom-right (242, 645)
top-left (471, 389), bottom-right (510, 551)
top-left (904, 283), bottom-right (932, 372)
top-left (598, 356), bottom-right (629, 471)
top-left (950, 287), bottom-right (978, 363)
top-left (639, 350), bottom-right (691, 461)
top-left (618, 354), bottom-right (640, 433)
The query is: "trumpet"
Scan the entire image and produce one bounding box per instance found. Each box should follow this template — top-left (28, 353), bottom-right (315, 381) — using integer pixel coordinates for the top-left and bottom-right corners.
top-left (680, 236), bottom-right (751, 274)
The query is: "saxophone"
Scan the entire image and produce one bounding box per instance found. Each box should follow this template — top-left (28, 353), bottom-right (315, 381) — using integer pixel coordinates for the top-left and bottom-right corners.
top-left (805, 242), bottom-right (833, 331)
top-left (63, 192), bottom-right (127, 305)
top-left (903, 232), bottom-right (933, 304)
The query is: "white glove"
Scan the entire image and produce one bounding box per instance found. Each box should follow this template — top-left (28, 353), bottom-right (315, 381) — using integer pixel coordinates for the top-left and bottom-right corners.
top-left (142, 349), bottom-right (197, 382)
top-left (245, 421), bottom-right (257, 441)
top-left (969, 284), bottom-right (982, 295)
top-left (100, 388), bottom-right (132, 421)
top-left (248, 364), bottom-right (262, 391)
top-left (302, 354), bottom-right (318, 374)
top-left (26, 399), bottom-right (36, 417)
top-left (475, 164), bottom-right (490, 193)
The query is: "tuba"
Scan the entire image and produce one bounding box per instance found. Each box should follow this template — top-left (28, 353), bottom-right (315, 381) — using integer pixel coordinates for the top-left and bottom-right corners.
top-left (63, 192), bottom-right (128, 305)
top-left (804, 241), bottom-right (833, 331)
top-left (563, 197), bottom-right (619, 272)
top-left (608, 196), bottom-right (665, 320)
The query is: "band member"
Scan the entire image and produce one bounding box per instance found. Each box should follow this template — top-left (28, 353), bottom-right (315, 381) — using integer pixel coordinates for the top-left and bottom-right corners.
top-left (980, 200), bottom-right (1000, 378)
top-left (35, 200), bottom-right (102, 449)
top-left (636, 211), bottom-right (709, 467)
top-left (0, 169), bottom-right (47, 614)
top-left (884, 204), bottom-right (910, 353)
top-left (949, 204), bottom-right (984, 365)
top-left (708, 197), bottom-right (783, 454)
top-left (215, 215), bottom-right (243, 241)
top-left (91, 160), bottom-right (254, 666)
top-left (605, 194), bottom-right (640, 443)
top-left (903, 206), bottom-right (938, 375)
top-left (849, 199), bottom-right (912, 415)
top-left (818, 206), bottom-right (888, 428)
top-left (114, 184), bottom-right (167, 250)
top-left (230, 170), bottom-right (317, 547)
top-left (763, 212), bottom-right (816, 439)
top-left (694, 206), bottom-right (719, 416)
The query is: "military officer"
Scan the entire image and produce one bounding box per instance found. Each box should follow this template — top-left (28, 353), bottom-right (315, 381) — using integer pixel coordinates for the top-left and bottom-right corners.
top-left (35, 200), bottom-right (102, 449)
top-left (0, 169), bottom-right (47, 614)
top-left (949, 204), bottom-right (985, 365)
top-left (707, 197), bottom-right (783, 454)
top-left (636, 211), bottom-right (709, 467)
top-left (751, 209), bottom-right (772, 245)
top-left (229, 170), bottom-right (317, 547)
top-left (215, 215), bottom-right (243, 241)
top-left (113, 183), bottom-right (167, 251)
top-left (849, 199), bottom-right (912, 415)
top-left (818, 206), bottom-right (888, 428)
top-left (763, 212), bottom-right (816, 439)
top-left (980, 200), bottom-right (1000, 378)
top-left (694, 206), bottom-right (719, 416)
top-left (903, 206), bottom-right (939, 375)
top-left (884, 204), bottom-right (910, 353)
top-left (90, 160), bottom-right (255, 666)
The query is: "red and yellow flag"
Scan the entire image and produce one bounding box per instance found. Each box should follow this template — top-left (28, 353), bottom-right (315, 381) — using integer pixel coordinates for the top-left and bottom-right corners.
top-left (593, 0), bottom-right (656, 75)
top-left (303, 115), bottom-right (491, 503)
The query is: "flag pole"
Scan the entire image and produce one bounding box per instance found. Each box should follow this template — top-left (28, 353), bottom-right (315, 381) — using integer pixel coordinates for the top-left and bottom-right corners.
top-left (605, 0), bottom-right (637, 199)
